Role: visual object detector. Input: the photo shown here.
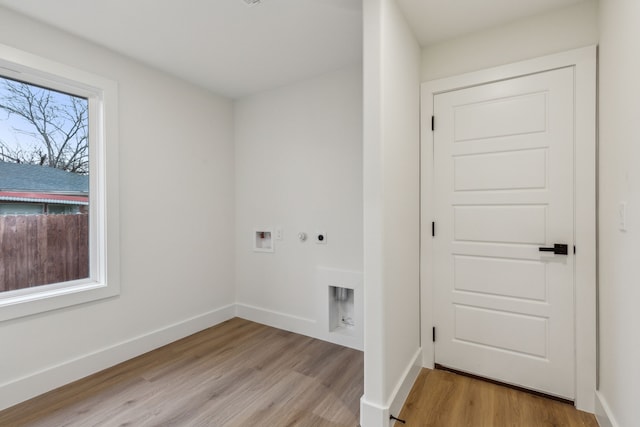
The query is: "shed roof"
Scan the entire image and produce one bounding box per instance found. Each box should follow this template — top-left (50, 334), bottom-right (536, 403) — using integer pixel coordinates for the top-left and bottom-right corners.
top-left (0, 161), bottom-right (88, 194)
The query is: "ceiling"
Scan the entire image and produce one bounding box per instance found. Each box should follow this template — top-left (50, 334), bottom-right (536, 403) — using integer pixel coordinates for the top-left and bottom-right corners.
top-left (396, 0), bottom-right (588, 46)
top-left (0, 0), bottom-right (363, 98)
top-left (0, 0), bottom-right (587, 98)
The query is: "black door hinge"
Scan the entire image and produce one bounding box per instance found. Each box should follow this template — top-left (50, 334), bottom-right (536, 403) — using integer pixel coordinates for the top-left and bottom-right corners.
top-left (432, 221), bottom-right (435, 237)
top-left (432, 327), bottom-right (436, 342)
top-left (431, 115), bottom-right (435, 131)
top-left (574, 245), bottom-right (576, 254)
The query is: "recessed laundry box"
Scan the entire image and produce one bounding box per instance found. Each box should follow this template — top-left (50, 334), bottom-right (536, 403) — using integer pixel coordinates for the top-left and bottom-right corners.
top-left (253, 228), bottom-right (274, 252)
top-left (317, 267), bottom-right (363, 350)
top-left (330, 286), bottom-right (355, 333)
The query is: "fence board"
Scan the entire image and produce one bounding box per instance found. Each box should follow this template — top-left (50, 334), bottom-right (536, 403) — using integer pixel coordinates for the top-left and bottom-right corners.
top-left (36, 215), bottom-right (48, 288)
top-left (14, 216), bottom-right (29, 290)
top-left (47, 216), bottom-right (65, 283)
top-left (78, 214), bottom-right (89, 279)
top-left (0, 214), bottom-right (89, 292)
top-left (0, 217), bottom-right (4, 291)
top-left (4, 216), bottom-right (18, 292)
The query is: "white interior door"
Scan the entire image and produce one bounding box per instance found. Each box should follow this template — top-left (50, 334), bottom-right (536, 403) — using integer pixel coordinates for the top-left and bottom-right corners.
top-left (433, 67), bottom-right (575, 399)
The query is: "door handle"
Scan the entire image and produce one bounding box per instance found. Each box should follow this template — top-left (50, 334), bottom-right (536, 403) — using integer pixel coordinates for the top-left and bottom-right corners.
top-left (538, 243), bottom-right (568, 255)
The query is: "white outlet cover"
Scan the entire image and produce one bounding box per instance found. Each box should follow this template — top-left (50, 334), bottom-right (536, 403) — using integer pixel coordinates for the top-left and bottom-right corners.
top-left (619, 202), bottom-right (627, 231)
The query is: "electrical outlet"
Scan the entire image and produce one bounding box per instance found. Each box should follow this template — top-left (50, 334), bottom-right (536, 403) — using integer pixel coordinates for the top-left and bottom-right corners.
top-left (315, 232), bottom-right (327, 244)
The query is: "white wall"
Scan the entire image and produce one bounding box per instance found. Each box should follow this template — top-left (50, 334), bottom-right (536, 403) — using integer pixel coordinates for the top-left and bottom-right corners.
top-left (361, 0), bottom-right (421, 425)
top-left (234, 66), bottom-right (364, 348)
top-left (597, 2), bottom-right (640, 426)
top-left (0, 7), bottom-right (236, 410)
top-left (421, 0), bottom-right (598, 82)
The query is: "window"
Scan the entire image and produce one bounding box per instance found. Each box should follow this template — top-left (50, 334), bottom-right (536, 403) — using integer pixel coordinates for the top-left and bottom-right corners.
top-left (0, 43), bottom-right (119, 321)
top-left (0, 77), bottom-right (90, 291)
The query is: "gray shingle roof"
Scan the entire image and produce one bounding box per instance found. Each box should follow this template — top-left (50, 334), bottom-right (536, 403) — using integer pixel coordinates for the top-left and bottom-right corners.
top-left (0, 161), bottom-right (88, 194)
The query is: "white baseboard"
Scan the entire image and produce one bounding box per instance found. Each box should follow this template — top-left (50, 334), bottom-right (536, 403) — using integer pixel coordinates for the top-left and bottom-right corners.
top-left (235, 302), bottom-right (318, 339)
top-left (0, 304), bottom-right (235, 411)
top-left (360, 347), bottom-right (422, 427)
top-left (236, 302), bottom-right (363, 351)
top-left (388, 348), bottom-right (422, 421)
top-left (595, 391), bottom-right (620, 427)
top-left (360, 397), bottom-right (389, 427)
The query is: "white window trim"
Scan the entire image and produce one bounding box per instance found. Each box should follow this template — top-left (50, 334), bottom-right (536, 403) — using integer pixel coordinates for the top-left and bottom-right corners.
top-left (0, 43), bottom-right (120, 322)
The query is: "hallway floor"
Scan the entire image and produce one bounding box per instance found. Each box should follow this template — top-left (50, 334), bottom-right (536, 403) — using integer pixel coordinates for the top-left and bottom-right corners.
top-left (396, 368), bottom-right (598, 426)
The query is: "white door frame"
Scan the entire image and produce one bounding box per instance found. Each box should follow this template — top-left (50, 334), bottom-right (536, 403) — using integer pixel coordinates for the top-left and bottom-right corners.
top-left (420, 46), bottom-right (597, 412)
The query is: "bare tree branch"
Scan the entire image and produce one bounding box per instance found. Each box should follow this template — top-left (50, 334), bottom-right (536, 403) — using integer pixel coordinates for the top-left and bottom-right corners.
top-left (0, 79), bottom-right (89, 174)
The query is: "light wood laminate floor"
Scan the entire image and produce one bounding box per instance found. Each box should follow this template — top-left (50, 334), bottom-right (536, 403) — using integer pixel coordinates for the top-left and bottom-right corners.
top-left (2, 319), bottom-right (600, 427)
top-left (396, 368), bottom-right (599, 427)
top-left (0, 318), bottom-right (364, 427)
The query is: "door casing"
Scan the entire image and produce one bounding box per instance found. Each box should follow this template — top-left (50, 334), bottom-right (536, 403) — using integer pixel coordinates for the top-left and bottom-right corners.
top-left (419, 46), bottom-right (597, 412)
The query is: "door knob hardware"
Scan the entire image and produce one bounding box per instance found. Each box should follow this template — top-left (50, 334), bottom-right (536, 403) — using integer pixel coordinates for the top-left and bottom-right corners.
top-left (538, 243), bottom-right (568, 255)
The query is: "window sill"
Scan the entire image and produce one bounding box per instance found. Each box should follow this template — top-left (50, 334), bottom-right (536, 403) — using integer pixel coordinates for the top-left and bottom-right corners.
top-left (0, 279), bottom-right (120, 322)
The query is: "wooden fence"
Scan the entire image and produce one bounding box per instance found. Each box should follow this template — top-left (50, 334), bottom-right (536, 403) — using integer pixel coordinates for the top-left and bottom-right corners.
top-left (0, 214), bottom-right (88, 292)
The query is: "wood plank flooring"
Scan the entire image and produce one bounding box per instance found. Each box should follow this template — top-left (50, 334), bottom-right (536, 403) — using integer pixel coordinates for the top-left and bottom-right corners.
top-left (2, 319), bottom-right (601, 427)
top-left (396, 368), bottom-right (599, 427)
top-left (0, 318), bottom-right (364, 427)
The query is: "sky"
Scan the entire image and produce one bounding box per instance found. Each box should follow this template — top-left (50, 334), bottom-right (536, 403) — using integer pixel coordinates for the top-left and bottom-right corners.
top-left (0, 75), bottom-right (88, 161)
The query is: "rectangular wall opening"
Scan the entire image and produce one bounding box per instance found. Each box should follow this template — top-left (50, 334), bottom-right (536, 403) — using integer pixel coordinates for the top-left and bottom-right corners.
top-left (329, 285), bottom-right (355, 335)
